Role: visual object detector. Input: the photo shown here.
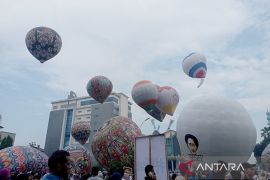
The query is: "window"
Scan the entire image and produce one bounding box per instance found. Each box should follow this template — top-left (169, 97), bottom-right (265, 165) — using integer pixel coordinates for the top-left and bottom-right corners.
top-left (128, 112), bottom-right (132, 119)
top-left (106, 97), bottom-right (118, 103)
top-left (77, 110), bottom-right (82, 113)
top-left (77, 117), bottom-right (81, 120)
top-left (64, 109), bottom-right (73, 147)
top-left (81, 99), bottom-right (98, 106)
top-left (128, 105), bottom-right (131, 111)
top-left (86, 117), bottom-right (90, 119)
top-left (53, 105), bottom-right (58, 110)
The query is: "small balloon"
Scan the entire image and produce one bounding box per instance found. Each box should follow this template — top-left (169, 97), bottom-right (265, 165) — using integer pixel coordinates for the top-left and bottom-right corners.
top-left (64, 144), bottom-right (91, 176)
top-left (131, 80), bottom-right (158, 112)
top-left (86, 76), bottom-right (113, 103)
top-left (156, 86), bottom-right (179, 116)
top-left (25, 27), bottom-right (62, 63)
top-left (182, 52), bottom-right (207, 88)
top-left (71, 121), bottom-right (91, 145)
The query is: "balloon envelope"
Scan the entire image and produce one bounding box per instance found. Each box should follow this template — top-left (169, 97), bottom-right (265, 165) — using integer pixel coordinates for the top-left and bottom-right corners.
top-left (91, 116), bottom-right (142, 170)
top-left (25, 27), bottom-right (62, 63)
top-left (0, 146), bottom-right (48, 173)
top-left (131, 80), bottom-right (158, 112)
top-left (71, 121), bottom-right (90, 145)
top-left (64, 145), bottom-right (91, 175)
top-left (182, 53), bottom-right (207, 87)
top-left (177, 96), bottom-right (257, 164)
top-left (86, 76), bottom-right (113, 103)
top-left (156, 86), bottom-right (179, 116)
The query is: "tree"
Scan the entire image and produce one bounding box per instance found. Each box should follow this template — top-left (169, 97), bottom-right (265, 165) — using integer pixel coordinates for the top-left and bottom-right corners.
top-left (254, 116), bottom-right (270, 163)
top-left (0, 135), bottom-right (14, 150)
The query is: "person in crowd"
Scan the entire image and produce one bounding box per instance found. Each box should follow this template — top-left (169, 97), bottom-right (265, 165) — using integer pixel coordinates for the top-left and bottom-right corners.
top-left (33, 173), bottom-right (41, 180)
top-left (109, 172), bottom-right (122, 180)
top-left (41, 150), bottom-right (71, 180)
top-left (170, 173), bottom-right (177, 180)
top-left (123, 167), bottom-right (132, 180)
top-left (88, 167), bottom-right (103, 180)
top-left (0, 168), bottom-right (11, 180)
top-left (230, 170), bottom-right (241, 180)
top-left (242, 162), bottom-right (256, 180)
top-left (144, 165), bottom-right (156, 180)
top-left (16, 173), bottom-right (29, 180)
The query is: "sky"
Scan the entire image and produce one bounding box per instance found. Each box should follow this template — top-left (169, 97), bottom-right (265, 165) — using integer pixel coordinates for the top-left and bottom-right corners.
top-left (0, 0), bottom-right (270, 151)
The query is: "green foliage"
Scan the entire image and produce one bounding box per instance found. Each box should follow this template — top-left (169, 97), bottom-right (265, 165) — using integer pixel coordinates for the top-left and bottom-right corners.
top-left (253, 118), bottom-right (270, 163)
top-left (0, 135), bottom-right (14, 150)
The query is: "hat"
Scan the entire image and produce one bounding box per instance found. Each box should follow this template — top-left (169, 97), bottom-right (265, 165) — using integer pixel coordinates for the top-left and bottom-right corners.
top-left (242, 162), bottom-right (256, 169)
top-left (0, 168), bottom-right (11, 180)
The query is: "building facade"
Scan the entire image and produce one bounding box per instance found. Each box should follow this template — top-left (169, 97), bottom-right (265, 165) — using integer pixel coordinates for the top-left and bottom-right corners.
top-left (44, 92), bottom-right (132, 164)
top-left (164, 130), bottom-right (181, 172)
top-left (0, 131), bottom-right (16, 150)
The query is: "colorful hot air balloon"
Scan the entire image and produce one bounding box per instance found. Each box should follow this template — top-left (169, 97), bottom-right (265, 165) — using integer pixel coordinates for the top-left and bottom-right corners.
top-left (86, 76), bottom-right (113, 103)
top-left (25, 27), bottom-right (62, 63)
top-left (91, 116), bottom-right (142, 170)
top-left (0, 146), bottom-right (48, 173)
top-left (131, 80), bottom-right (158, 112)
top-left (71, 121), bottom-right (90, 145)
top-left (64, 144), bottom-right (91, 176)
top-left (177, 96), bottom-right (257, 164)
top-left (182, 53), bottom-right (207, 88)
top-left (156, 86), bottom-right (179, 116)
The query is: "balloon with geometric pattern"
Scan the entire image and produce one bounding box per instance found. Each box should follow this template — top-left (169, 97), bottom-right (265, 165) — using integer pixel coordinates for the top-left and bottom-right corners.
top-left (64, 144), bottom-right (91, 176)
top-left (25, 27), bottom-right (62, 63)
top-left (86, 76), bottom-right (113, 103)
top-left (91, 116), bottom-right (142, 170)
top-left (182, 52), bottom-right (207, 88)
top-left (0, 146), bottom-right (48, 173)
top-left (71, 121), bottom-right (90, 145)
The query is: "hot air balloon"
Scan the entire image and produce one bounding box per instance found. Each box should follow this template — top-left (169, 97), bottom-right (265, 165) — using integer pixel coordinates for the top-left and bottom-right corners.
top-left (91, 116), bottom-right (142, 170)
top-left (182, 53), bottom-right (207, 88)
top-left (86, 76), bottom-right (113, 103)
top-left (71, 121), bottom-right (90, 145)
top-left (25, 27), bottom-right (62, 63)
top-left (64, 144), bottom-right (91, 176)
top-left (145, 84), bottom-right (166, 121)
top-left (0, 146), bottom-right (48, 173)
top-left (177, 96), bottom-right (257, 164)
top-left (156, 86), bottom-right (179, 116)
top-left (131, 80), bottom-right (158, 112)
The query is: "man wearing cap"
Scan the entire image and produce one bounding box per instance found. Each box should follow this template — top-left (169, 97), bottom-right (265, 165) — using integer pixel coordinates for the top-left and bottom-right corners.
top-left (242, 162), bottom-right (256, 180)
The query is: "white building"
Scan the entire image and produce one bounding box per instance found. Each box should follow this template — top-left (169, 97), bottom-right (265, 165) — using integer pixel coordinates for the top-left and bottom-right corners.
top-left (44, 92), bottom-right (132, 164)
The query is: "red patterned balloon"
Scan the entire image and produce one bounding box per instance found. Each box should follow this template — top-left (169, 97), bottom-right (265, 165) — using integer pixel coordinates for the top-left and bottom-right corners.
top-left (86, 76), bottom-right (113, 103)
top-left (71, 121), bottom-right (90, 145)
top-left (64, 145), bottom-right (91, 176)
top-left (0, 146), bottom-right (48, 173)
top-left (91, 116), bottom-right (142, 170)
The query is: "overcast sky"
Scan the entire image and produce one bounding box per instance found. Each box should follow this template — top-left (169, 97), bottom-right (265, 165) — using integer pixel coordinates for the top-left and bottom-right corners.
top-left (0, 0), bottom-right (270, 148)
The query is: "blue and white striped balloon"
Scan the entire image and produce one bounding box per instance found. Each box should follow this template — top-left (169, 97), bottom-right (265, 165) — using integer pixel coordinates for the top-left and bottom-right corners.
top-left (182, 53), bottom-right (207, 88)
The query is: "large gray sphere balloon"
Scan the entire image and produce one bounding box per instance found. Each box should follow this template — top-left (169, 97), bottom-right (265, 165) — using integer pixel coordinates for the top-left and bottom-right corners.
top-left (177, 96), bottom-right (256, 164)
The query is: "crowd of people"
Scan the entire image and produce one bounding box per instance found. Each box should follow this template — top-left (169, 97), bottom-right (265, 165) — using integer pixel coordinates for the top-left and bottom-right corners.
top-left (0, 149), bottom-right (269, 180)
